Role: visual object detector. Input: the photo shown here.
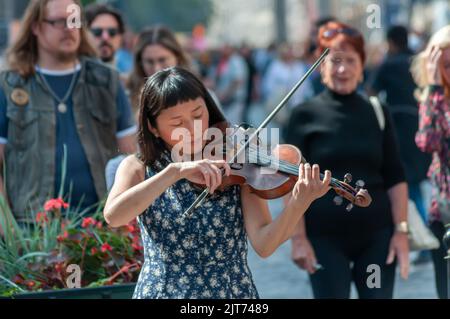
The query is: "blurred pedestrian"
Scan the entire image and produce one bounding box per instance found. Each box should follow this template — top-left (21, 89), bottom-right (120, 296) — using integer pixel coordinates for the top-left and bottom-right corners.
top-left (412, 25), bottom-right (450, 299)
top-left (214, 44), bottom-right (248, 124)
top-left (286, 21), bottom-right (409, 299)
top-left (127, 26), bottom-right (191, 114)
top-left (239, 43), bottom-right (258, 124)
top-left (85, 3), bottom-right (125, 71)
top-left (0, 0), bottom-right (136, 219)
top-left (368, 25), bottom-right (432, 263)
top-left (115, 30), bottom-right (136, 75)
top-left (262, 43), bottom-right (314, 128)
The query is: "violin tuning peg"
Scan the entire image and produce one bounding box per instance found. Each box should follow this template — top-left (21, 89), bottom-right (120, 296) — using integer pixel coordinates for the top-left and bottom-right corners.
top-left (346, 203), bottom-right (354, 212)
top-left (333, 196), bottom-right (343, 206)
top-left (355, 180), bottom-right (365, 189)
top-left (344, 173), bottom-right (352, 184)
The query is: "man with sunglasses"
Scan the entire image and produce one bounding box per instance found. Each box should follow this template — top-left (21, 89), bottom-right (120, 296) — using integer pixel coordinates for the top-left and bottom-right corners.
top-left (85, 3), bottom-right (124, 66)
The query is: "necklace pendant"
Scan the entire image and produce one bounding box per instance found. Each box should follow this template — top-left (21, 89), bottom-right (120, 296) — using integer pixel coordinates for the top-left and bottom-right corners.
top-left (58, 103), bottom-right (67, 113)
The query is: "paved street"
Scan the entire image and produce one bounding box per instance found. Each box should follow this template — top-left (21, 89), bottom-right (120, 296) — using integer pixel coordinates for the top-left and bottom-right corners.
top-left (247, 199), bottom-right (438, 299)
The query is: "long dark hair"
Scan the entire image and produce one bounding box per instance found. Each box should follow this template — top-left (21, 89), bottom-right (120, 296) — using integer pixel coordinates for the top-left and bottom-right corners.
top-left (128, 26), bottom-right (191, 112)
top-left (138, 67), bottom-right (226, 166)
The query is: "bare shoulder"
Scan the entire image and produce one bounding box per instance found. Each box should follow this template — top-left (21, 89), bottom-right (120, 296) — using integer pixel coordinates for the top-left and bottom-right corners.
top-left (117, 154), bottom-right (146, 183)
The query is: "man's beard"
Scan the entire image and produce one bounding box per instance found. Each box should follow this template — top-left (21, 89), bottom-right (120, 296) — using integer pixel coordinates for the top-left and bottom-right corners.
top-left (100, 41), bottom-right (115, 63)
top-left (55, 51), bottom-right (78, 64)
top-left (101, 54), bottom-right (114, 63)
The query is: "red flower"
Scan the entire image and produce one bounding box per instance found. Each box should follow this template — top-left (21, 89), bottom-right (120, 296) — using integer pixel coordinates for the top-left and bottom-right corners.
top-left (13, 275), bottom-right (25, 285)
top-left (132, 243), bottom-right (143, 251)
top-left (81, 217), bottom-right (97, 228)
top-left (56, 231), bottom-right (68, 242)
top-left (96, 221), bottom-right (103, 230)
top-left (91, 247), bottom-right (98, 255)
top-left (54, 263), bottom-right (64, 273)
top-left (44, 198), bottom-right (69, 211)
top-left (101, 243), bottom-right (112, 253)
top-left (36, 212), bottom-right (49, 224)
top-left (126, 224), bottom-right (136, 233)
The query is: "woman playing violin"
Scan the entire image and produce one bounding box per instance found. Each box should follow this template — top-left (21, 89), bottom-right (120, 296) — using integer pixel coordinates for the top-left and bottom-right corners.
top-left (104, 67), bottom-right (334, 299)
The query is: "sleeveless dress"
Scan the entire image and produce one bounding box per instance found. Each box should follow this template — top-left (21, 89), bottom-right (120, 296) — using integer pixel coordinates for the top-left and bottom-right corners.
top-left (132, 150), bottom-right (259, 299)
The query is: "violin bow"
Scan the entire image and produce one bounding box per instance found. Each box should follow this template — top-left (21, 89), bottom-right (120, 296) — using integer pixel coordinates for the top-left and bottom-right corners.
top-left (183, 48), bottom-right (330, 217)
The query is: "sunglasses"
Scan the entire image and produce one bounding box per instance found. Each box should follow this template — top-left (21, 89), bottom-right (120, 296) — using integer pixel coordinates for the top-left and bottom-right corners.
top-left (323, 28), bottom-right (360, 39)
top-left (90, 27), bottom-right (120, 38)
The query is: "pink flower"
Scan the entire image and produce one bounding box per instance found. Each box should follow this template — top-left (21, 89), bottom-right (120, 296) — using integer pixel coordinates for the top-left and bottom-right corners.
top-left (101, 243), bottom-right (112, 253)
top-left (44, 198), bottom-right (69, 211)
top-left (36, 212), bottom-right (48, 224)
top-left (82, 217), bottom-right (97, 228)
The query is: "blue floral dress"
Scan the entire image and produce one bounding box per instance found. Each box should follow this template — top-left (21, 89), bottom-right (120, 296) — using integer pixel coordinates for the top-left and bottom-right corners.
top-left (132, 150), bottom-right (259, 299)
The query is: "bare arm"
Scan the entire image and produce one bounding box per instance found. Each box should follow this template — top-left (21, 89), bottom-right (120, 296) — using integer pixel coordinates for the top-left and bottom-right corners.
top-left (386, 181), bottom-right (409, 279)
top-left (241, 185), bottom-right (313, 258)
top-left (290, 209), bottom-right (307, 240)
top-left (104, 156), bottom-right (232, 228)
top-left (241, 164), bottom-right (331, 258)
top-left (103, 155), bottom-right (178, 227)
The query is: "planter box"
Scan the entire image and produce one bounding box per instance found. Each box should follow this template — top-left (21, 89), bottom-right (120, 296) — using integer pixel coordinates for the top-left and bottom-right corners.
top-left (8, 283), bottom-right (136, 299)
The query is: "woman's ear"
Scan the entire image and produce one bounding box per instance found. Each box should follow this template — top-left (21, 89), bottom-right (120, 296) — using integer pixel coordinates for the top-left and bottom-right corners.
top-left (147, 120), bottom-right (160, 138)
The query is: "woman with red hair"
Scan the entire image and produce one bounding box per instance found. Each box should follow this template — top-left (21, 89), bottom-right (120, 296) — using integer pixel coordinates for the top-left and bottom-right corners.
top-left (285, 21), bottom-right (409, 298)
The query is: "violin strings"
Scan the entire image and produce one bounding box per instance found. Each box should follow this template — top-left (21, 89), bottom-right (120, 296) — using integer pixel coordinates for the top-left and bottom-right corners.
top-left (245, 147), bottom-right (345, 190)
top-left (217, 145), bottom-right (355, 194)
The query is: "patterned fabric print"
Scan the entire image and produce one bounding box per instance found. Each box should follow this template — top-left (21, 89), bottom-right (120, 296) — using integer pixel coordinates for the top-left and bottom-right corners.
top-left (132, 149), bottom-right (259, 299)
top-left (415, 87), bottom-right (450, 221)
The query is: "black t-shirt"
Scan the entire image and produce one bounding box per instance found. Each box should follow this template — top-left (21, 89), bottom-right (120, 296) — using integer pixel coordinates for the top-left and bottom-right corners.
top-left (368, 51), bottom-right (431, 183)
top-left (285, 88), bottom-right (406, 237)
top-left (369, 51), bottom-right (417, 107)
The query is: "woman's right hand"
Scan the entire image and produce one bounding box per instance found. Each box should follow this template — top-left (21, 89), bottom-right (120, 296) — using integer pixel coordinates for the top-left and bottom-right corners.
top-left (426, 45), bottom-right (443, 85)
top-left (171, 159), bottom-right (231, 194)
top-left (291, 236), bottom-right (319, 274)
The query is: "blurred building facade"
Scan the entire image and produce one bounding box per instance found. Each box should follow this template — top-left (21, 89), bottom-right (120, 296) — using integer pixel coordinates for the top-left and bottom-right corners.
top-left (0, 0), bottom-right (449, 54)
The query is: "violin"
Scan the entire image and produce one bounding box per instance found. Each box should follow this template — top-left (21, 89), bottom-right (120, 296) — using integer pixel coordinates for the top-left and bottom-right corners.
top-left (184, 48), bottom-right (372, 216)
top-left (197, 124), bottom-right (372, 212)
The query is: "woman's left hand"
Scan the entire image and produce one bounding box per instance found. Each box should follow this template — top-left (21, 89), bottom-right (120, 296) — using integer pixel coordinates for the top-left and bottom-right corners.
top-left (386, 232), bottom-right (410, 280)
top-left (291, 163), bottom-right (331, 209)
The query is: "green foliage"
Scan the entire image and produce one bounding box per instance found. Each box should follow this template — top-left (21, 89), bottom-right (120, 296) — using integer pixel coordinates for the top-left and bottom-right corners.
top-left (0, 197), bottom-right (143, 297)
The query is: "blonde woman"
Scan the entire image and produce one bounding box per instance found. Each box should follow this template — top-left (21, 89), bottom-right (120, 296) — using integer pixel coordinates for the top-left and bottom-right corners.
top-left (411, 25), bottom-right (450, 299)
